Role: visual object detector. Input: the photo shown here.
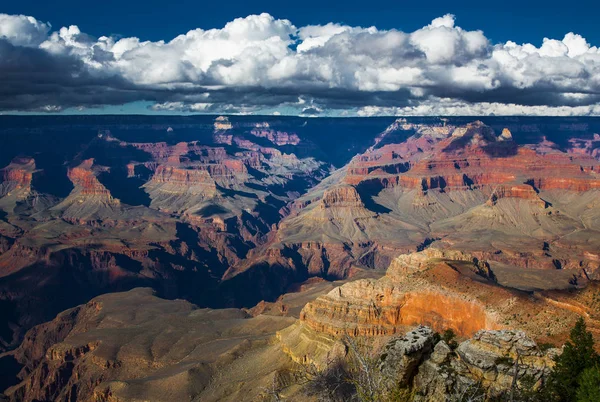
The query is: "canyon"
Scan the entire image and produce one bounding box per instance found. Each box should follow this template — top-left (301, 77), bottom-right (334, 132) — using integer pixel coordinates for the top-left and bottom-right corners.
top-left (1, 115), bottom-right (600, 400)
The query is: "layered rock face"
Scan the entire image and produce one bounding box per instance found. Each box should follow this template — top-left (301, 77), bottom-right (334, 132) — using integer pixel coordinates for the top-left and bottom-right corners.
top-left (300, 278), bottom-right (498, 338)
top-left (250, 128), bottom-right (301, 146)
top-left (213, 116), bottom-right (234, 144)
top-left (257, 119), bottom-right (600, 284)
top-left (344, 120), bottom-right (600, 195)
top-left (144, 165), bottom-right (218, 212)
top-left (0, 157), bottom-right (36, 199)
top-left (298, 249), bottom-right (600, 344)
top-left (320, 185), bottom-right (365, 208)
top-left (66, 159), bottom-right (112, 198)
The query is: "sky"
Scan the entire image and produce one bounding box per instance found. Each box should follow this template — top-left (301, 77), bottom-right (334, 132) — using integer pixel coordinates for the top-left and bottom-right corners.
top-left (1, 0), bottom-right (600, 116)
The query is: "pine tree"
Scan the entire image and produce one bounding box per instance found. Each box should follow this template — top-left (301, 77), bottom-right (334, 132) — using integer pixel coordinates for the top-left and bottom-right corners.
top-left (547, 317), bottom-right (599, 401)
top-left (576, 366), bottom-right (600, 402)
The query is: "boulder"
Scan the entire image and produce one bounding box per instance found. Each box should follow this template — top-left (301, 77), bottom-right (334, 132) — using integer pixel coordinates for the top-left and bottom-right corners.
top-left (378, 325), bottom-right (435, 387)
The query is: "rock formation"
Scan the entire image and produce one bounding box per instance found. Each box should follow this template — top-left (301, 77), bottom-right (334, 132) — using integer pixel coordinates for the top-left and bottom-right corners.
top-left (0, 157), bottom-right (36, 199)
top-left (297, 249), bottom-right (600, 344)
top-left (0, 115), bottom-right (341, 350)
top-left (410, 328), bottom-right (555, 400)
top-left (379, 325), bottom-right (436, 387)
top-left (250, 128), bottom-right (301, 146)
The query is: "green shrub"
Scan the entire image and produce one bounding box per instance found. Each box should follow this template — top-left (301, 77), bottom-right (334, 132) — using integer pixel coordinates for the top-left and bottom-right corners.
top-left (576, 366), bottom-right (600, 402)
top-left (546, 318), bottom-right (599, 401)
top-left (442, 329), bottom-right (459, 350)
top-left (538, 342), bottom-right (556, 353)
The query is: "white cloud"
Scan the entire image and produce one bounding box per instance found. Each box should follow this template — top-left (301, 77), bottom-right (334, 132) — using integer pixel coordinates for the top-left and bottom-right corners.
top-left (297, 23), bottom-right (356, 52)
top-left (356, 100), bottom-right (600, 117)
top-left (409, 14), bottom-right (488, 64)
top-left (2, 12), bottom-right (600, 115)
top-left (429, 14), bottom-right (456, 29)
top-left (0, 14), bottom-right (51, 46)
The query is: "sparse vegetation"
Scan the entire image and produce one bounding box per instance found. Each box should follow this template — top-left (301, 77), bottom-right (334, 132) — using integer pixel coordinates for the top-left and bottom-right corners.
top-left (299, 359), bottom-right (356, 402)
top-left (295, 319), bottom-right (600, 402)
top-left (298, 336), bottom-right (413, 402)
top-left (442, 328), bottom-right (459, 349)
top-left (449, 381), bottom-right (486, 401)
top-left (494, 356), bottom-right (514, 366)
top-left (538, 342), bottom-right (556, 353)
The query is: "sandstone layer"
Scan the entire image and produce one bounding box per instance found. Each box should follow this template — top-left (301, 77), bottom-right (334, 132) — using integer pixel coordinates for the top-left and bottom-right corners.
top-left (297, 249), bottom-right (600, 345)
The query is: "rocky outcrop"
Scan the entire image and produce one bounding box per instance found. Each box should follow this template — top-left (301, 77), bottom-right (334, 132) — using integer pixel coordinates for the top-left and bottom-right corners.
top-left (486, 184), bottom-right (546, 207)
top-left (321, 185), bottom-right (364, 208)
top-left (498, 128), bottom-right (513, 141)
top-left (379, 325), bottom-right (435, 387)
top-left (250, 128), bottom-right (301, 146)
top-left (414, 330), bottom-right (556, 401)
top-left (49, 159), bottom-right (124, 222)
top-left (387, 248), bottom-right (490, 279)
top-left (280, 322), bottom-right (559, 401)
top-left (66, 159), bottom-right (112, 198)
top-left (213, 115), bottom-right (233, 131)
top-left (213, 116), bottom-right (234, 144)
top-left (147, 166), bottom-right (217, 201)
top-left (0, 157), bottom-right (36, 199)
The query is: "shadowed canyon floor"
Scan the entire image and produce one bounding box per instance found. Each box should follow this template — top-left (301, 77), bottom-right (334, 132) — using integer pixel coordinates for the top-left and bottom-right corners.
top-left (1, 116), bottom-right (600, 400)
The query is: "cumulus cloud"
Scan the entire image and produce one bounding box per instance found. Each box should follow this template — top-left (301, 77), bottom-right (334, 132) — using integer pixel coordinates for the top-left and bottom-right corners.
top-left (356, 99), bottom-right (600, 117)
top-left (1, 12), bottom-right (600, 115)
top-left (0, 14), bottom-right (50, 46)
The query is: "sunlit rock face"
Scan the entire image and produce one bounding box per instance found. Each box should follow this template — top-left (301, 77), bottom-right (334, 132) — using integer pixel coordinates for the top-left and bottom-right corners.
top-left (0, 157), bottom-right (36, 198)
top-left (298, 248), bottom-right (600, 344)
top-left (300, 281), bottom-right (497, 338)
top-left (66, 159), bottom-right (113, 198)
top-left (249, 128), bottom-right (301, 146)
top-left (299, 249), bottom-right (501, 339)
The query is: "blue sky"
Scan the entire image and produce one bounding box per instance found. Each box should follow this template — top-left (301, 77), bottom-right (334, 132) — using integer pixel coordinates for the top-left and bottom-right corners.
top-left (5, 0), bottom-right (599, 46)
top-left (1, 1), bottom-right (600, 116)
